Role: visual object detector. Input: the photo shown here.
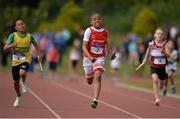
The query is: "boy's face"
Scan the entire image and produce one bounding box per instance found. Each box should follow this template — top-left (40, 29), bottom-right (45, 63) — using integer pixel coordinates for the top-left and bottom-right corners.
top-left (167, 40), bottom-right (174, 49)
top-left (90, 14), bottom-right (103, 29)
top-left (15, 20), bottom-right (26, 32)
top-left (154, 29), bottom-right (165, 41)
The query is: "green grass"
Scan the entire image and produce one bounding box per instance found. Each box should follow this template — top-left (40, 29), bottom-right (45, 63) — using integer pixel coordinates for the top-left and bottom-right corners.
top-left (116, 75), bottom-right (180, 96)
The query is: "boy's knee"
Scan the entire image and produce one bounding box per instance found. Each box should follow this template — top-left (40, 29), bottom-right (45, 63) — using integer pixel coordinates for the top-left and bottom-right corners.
top-left (152, 78), bottom-right (158, 84)
top-left (95, 70), bottom-right (103, 78)
top-left (19, 69), bottom-right (27, 77)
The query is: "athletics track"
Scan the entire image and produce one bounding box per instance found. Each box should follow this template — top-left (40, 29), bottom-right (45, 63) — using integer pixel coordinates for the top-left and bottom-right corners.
top-left (0, 72), bottom-right (180, 118)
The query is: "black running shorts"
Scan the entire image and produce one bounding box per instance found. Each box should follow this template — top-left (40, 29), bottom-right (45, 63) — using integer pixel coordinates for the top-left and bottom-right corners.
top-left (12, 62), bottom-right (29, 80)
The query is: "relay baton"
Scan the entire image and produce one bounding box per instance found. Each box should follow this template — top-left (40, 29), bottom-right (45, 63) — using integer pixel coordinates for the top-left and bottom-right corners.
top-left (39, 62), bottom-right (45, 79)
top-left (135, 63), bottom-right (144, 71)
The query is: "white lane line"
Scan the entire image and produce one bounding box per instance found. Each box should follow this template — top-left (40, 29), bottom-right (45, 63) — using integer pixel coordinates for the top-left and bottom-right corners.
top-left (29, 88), bottom-right (61, 119)
top-left (105, 89), bottom-right (180, 111)
top-left (52, 82), bottom-right (143, 119)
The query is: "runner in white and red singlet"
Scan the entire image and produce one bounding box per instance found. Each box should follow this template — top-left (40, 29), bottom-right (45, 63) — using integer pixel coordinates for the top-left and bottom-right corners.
top-left (82, 13), bottom-right (108, 109)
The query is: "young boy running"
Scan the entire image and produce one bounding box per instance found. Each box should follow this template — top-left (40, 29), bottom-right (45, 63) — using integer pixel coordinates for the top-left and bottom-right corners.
top-left (166, 40), bottom-right (178, 94)
top-left (82, 13), bottom-right (108, 109)
top-left (139, 27), bottom-right (170, 106)
top-left (3, 19), bottom-right (41, 107)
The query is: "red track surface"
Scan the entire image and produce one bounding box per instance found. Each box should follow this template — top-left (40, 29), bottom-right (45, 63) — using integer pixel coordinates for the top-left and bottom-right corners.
top-left (1, 72), bottom-right (180, 118)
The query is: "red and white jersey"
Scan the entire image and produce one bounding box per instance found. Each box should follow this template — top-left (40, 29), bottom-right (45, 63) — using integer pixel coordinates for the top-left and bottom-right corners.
top-left (83, 26), bottom-right (108, 58)
top-left (150, 41), bottom-right (167, 68)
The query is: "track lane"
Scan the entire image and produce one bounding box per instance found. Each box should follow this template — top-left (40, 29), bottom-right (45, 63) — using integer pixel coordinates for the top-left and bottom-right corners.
top-left (1, 72), bottom-right (180, 118)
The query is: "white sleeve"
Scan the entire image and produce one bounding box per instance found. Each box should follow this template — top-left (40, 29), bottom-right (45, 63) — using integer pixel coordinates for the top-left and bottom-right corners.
top-left (172, 50), bottom-right (178, 60)
top-left (83, 28), bottom-right (91, 42)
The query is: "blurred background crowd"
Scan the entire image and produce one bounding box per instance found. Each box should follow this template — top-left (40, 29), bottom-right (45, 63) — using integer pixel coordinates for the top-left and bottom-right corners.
top-left (0, 0), bottom-right (180, 80)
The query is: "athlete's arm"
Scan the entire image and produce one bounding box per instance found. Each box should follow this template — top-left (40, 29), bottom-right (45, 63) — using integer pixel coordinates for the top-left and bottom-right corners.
top-left (82, 28), bottom-right (96, 62)
top-left (161, 44), bottom-right (170, 58)
top-left (82, 41), bottom-right (95, 62)
top-left (3, 33), bottom-right (16, 51)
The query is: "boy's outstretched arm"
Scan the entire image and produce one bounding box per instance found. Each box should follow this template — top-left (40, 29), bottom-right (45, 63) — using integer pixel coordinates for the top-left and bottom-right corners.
top-left (3, 42), bottom-right (16, 51)
top-left (3, 34), bottom-right (16, 52)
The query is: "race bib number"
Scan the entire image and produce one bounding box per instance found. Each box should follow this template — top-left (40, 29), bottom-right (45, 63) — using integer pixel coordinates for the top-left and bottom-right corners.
top-left (154, 58), bottom-right (166, 64)
top-left (13, 53), bottom-right (26, 61)
top-left (90, 44), bottom-right (103, 54)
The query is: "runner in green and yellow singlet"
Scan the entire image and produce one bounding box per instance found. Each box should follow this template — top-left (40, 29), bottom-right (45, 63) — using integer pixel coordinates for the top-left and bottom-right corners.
top-left (4, 19), bottom-right (42, 107)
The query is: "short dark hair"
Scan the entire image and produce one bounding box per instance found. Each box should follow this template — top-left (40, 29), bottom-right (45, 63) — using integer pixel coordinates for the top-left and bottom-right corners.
top-left (90, 12), bottom-right (102, 20)
top-left (14, 19), bottom-right (25, 26)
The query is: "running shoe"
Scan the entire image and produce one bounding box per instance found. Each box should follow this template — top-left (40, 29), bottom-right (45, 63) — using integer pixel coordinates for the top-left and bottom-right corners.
top-left (91, 99), bottom-right (98, 109)
top-left (13, 97), bottom-right (21, 107)
top-left (22, 81), bottom-right (28, 93)
top-left (162, 88), bottom-right (167, 96)
top-left (171, 86), bottom-right (176, 94)
top-left (154, 98), bottom-right (160, 106)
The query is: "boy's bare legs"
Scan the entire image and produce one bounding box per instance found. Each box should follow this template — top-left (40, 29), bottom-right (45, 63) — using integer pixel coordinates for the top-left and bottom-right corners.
top-left (13, 80), bottom-right (21, 107)
top-left (20, 69), bottom-right (28, 93)
top-left (168, 71), bottom-right (174, 85)
top-left (168, 71), bottom-right (176, 94)
top-left (20, 69), bottom-right (27, 82)
top-left (93, 71), bottom-right (102, 100)
top-left (160, 78), bottom-right (168, 96)
top-left (14, 80), bottom-right (21, 97)
top-left (91, 70), bottom-right (103, 108)
top-left (152, 74), bottom-right (160, 106)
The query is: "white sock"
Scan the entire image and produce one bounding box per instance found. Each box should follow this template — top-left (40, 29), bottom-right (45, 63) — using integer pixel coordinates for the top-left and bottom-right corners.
top-left (93, 99), bottom-right (97, 101)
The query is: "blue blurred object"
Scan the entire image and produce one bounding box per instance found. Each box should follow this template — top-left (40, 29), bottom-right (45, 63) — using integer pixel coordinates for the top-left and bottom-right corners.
top-left (130, 34), bottom-right (137, 41)
top-left (171, 86), bottom-right (176, 94)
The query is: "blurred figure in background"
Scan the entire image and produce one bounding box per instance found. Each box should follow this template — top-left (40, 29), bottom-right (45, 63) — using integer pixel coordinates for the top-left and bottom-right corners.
top-left (39, 33), bottom-right (48, 63)
top-left (69, 39), bottom-right (81, 81)
top-left (137, 41), bottom-right (145, 64)
top-left (166, 40), bottom-right (178, 94)
top-left (110, 45), bottom-right (121, 85)
top-left (74, 25), bottom-right (85, 54)
top-left (28, 45), bottom-right (38, 79)
top-left (47, 42), bottom-right (59, 80)
top-left (128, 34), bottom-right (139, 65)
top-left (0, 21), bottom-right (15, 67)
top-left (1, 33), bottom-right (10, 66)
top-left (122, 35), bottom-right (130, 63)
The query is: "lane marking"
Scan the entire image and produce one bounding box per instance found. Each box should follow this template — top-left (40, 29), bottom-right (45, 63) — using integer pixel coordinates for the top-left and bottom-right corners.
top-left (52, 82), bottom-right (143, 119)
top-left (71, 78), bottom-right (180, 111)
top-left (105, 89), bottom-right (180, 111)
top-left (29, 89), bottom-right (61, 119)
